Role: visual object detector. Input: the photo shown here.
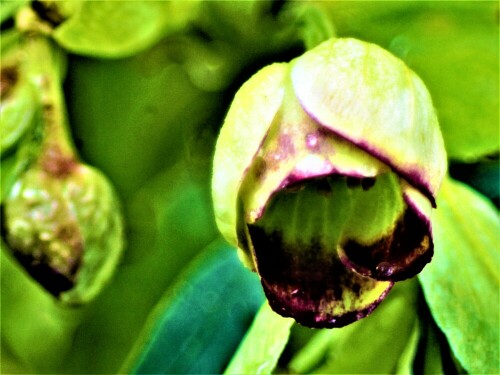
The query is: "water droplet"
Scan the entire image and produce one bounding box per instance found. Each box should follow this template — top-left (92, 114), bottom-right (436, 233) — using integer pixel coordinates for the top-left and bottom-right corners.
top-left (376, 262), bottom-right (395, 277)
top-left (305, 133), bottom-right (318, 149)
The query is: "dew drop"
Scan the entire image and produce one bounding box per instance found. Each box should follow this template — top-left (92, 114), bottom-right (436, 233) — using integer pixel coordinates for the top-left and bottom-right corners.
top-left (376, 262), bottom-right (395, 277)
top-left (305, 133), bottom-right (319, 149)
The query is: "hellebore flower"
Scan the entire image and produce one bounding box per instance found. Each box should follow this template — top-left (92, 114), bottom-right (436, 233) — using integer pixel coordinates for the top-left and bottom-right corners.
top-left (212, 38), bottom-right (447, 328)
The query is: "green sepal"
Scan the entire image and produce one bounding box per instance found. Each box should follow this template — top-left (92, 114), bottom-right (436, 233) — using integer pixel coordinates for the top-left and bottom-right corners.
top-left (212, 63), bottom-right (287, 247)
top-left (291, 38), bottom-right (447, 201)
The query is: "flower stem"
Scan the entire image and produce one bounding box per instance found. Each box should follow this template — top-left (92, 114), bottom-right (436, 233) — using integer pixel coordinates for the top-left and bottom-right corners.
top-left (23, 34), bottom-right (78, 173)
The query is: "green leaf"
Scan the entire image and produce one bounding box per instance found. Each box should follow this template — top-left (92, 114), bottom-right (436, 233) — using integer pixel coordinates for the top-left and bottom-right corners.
top-left (66, 43), bottom-right (221, 199)
top-left (288, 279), bottom-right (419, 374)
top-left (0, 0), bottom-right (28, 24)
top-left (281, 2), bottom-right (337, 50)
top-left (0, 342), bottom-right (34, 374)
top-left (0, 241), bottom-right (83, 373)
top-left (419, 176), bottom-right (500, 374)
top-left (394, 320), bottom-right (419, 374)
top-left (122, 239), bottom-right (264, 374)
top-left (224, 302), bottom-right (294, 375)
top-left (0, 155), bottom-right (18, 204)
top-left (53, 1), bottom-right (199, 58)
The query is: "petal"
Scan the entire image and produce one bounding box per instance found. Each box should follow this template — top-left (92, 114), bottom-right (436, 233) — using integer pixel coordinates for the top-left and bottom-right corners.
top-left (212, 63), bottom-right (287, 247)
top-left (291, 38), bottom-right (447, 205)
top-left (247, 180), bottom-right (393, 328)
top-left (247, 224), bottom-right (392, 328)
top-left (339, 183), bottom-right (433, 282)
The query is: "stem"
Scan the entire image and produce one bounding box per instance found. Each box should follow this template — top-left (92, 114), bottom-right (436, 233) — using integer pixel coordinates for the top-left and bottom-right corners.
top-left (23, 34), bottom-right (76, 161)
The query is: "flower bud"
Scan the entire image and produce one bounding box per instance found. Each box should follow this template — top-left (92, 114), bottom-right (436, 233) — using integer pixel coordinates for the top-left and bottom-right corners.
top-left (212, 38), bottom-right (446, 327)
top-left (3, 153), bottom-right (124, 304)
top-left (2, 35), bottom-right (124, 304)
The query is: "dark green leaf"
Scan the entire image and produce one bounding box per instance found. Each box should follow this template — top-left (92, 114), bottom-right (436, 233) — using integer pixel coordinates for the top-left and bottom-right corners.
top-left (419, 176), bottom-right (500, 374)
top-left (122, 239), bottom-right (264, 374)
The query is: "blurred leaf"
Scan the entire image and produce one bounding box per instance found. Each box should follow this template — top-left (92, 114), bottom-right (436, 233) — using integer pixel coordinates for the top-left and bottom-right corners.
top-left (420, 319), bottom-right (445, 375)
top-left (0, 155), bottom-right (18, 204)
top-left (66, 42), bottom-right (222, 199)
top-left (394, 320), bottom-right (420, 374)
top-left (288, 279), bottom-right (419, 374)
top-left (419, 176), bottom-right (500, 374)
top-left (53, 1), bottom-right (199, 58)
top-left (280, 2), bottom-right (337, 50)
top-left (449, 158), bottom-right (500, 208)
top-left (0, 241), bottom-right (83, 373)
top-left (0, 342), bottom-right (33, 374)
top-left (122, 239), bottom-right (264, 374)
top-left (320, 1), bottom-right (499, 161)
top-left (224, 302), bottom-right (294, 375)
top-left (0, 0), bottom-right (28, 24)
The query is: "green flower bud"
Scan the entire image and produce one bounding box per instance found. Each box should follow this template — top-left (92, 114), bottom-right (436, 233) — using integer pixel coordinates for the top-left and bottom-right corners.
top-left (2, 35), bottom-right (124, 304)
top-left (3, 155), bottom-right (124, 304)
top-left (212, 38), bottom-right (447, 327)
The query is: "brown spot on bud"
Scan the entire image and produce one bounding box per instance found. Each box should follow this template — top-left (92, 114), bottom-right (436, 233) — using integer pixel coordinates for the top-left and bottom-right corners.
top-left (1, 66), bottom-right (19, 100)
top-left (40, 146), bottom-right (78, 178)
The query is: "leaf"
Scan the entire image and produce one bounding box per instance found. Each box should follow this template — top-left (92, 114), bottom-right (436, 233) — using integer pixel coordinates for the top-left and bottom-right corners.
top-left (0, 0), bottom-right (28, 24)
top-left (419, 176), bottom-right (500, 374)
top-left (288, 279), bottom-right (419, 374)
top-left (0, 155), bottom-right (17, 204)
top-left (53, 1), bottom-right (199, 58)
top-left (394, 320), bottom-right (420, 374)
top-left (0, 241), bottom-right (83, 373)
top-left (121, 239), bottom-right (264, 374)
top-left (224, 302), bottom-right (294, 375)
top-left (66, 43), bottom-right (221, 199)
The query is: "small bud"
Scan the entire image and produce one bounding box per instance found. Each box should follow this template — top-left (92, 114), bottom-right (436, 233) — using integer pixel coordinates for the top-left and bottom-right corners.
top-left (212, 38), bottom-right (447, 327)
top-left (3, 156), bottom-right (124, 304)
top-left (2, 35), bottom-right (124, 304)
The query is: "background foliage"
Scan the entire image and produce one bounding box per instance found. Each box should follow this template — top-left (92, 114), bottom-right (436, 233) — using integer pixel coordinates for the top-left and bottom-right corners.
top-left (1, 1), bottom-right (498, 374)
